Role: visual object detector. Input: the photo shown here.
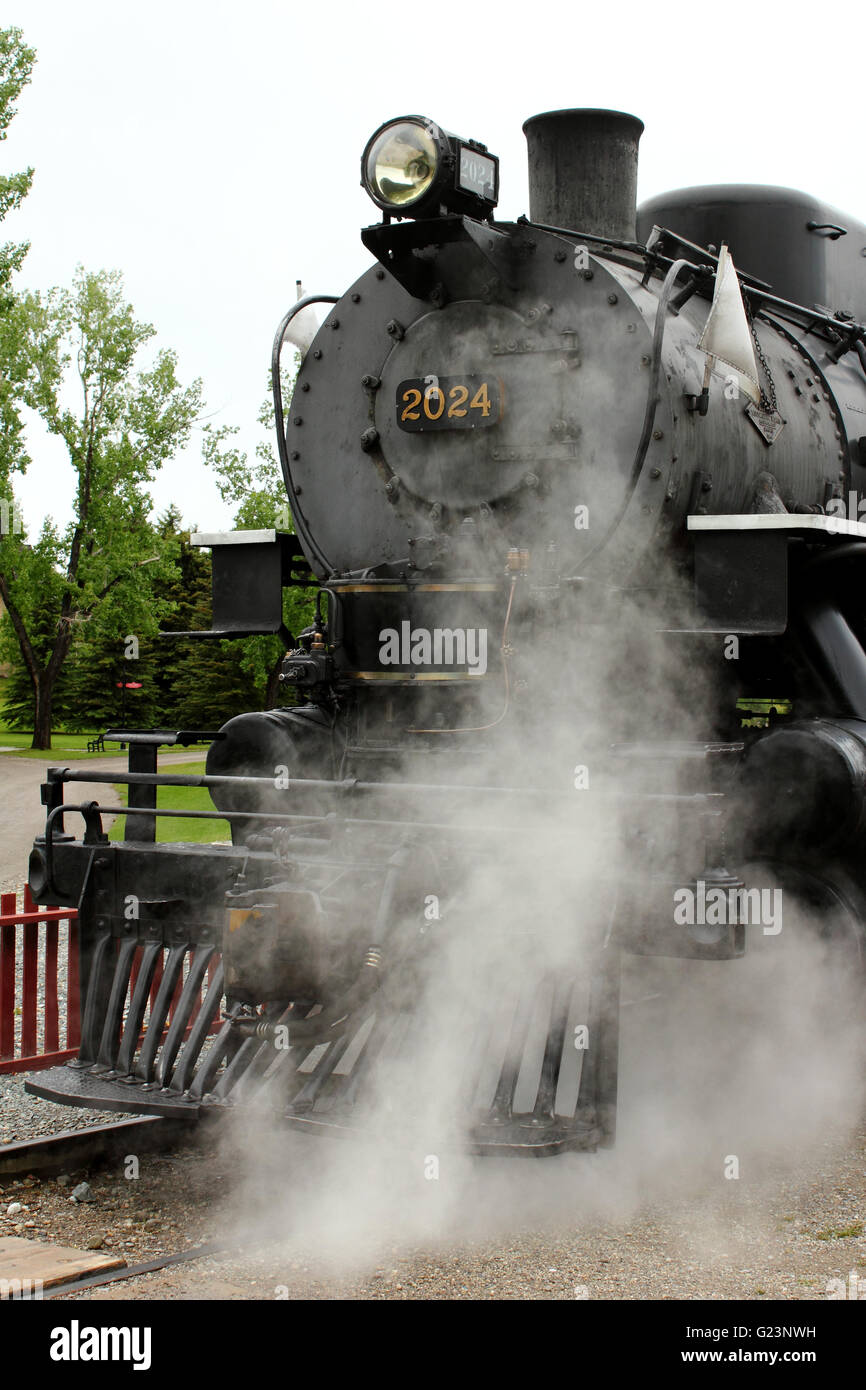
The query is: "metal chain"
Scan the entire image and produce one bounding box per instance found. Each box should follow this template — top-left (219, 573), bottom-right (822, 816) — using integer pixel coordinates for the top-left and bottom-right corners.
top-left (743, 292), bottom-right (777, 411)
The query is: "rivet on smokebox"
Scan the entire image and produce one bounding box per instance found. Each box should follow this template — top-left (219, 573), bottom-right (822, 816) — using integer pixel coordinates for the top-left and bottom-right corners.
top-left (650, 468), bottom-right (662, 479)
top-left (583, 269), bottom-right (594, 281)
top-left (294, 417), bottom-right (303, 426)
top-left (554, 249), bottom-right (567, 263)
top-left (330, 318), bottom-right (340, 330)
top-left (607, 293), bottom-right (618, 305)
top-left (386, 320), bottom-right (405, 340)
top-left (351, 293), bottom-right (361, 303)
top-left (652, 429), bottom-right (664, 440)
top-left (361, 428), bottom-right (379, 452)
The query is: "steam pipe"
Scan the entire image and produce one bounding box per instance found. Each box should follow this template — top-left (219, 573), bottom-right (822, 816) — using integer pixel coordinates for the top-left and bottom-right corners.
top-left (797, 598), bottom-right (866, 719)
top-left (271, 294), bottom-right (338, 575)
top-left (51, 765), bottom-right (718, 803)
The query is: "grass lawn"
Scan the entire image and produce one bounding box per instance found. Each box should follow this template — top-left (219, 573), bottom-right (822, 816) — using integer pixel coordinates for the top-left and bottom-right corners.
top-left (107, 760), bottom-right (231, 844)
top-left (0, 728), bottom-right (139, 760)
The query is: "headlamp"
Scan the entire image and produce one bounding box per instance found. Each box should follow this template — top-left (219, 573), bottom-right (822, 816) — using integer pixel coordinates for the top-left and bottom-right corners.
top-left (361, 115), bottom-right (499, 220)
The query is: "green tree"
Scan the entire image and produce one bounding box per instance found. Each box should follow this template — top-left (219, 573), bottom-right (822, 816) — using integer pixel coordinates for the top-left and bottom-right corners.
top-left (0, 27), bottom-right (35, 569)
top-left (0, 268), bottom-right (202, 746)
top-left (0, 26), bottom-right (35, 298)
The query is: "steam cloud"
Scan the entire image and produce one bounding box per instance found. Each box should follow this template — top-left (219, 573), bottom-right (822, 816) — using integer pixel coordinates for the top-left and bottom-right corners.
top-left (206, 557), bottom-right (866, 1292)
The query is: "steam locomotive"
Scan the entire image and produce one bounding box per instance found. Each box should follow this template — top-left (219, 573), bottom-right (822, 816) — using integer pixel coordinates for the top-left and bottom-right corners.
top-left (26, 110), bottom-right (866, 1155)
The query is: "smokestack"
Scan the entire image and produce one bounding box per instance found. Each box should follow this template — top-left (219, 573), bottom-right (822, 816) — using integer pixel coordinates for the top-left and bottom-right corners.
top-left (522, 108), bottom-right (644, 242)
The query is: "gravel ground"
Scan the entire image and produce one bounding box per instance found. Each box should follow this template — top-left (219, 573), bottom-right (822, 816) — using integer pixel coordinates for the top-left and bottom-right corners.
top-left (0, 1118), bottom-right (861, 1301)
top-left (0, 1073), bottom-right (136, 1142)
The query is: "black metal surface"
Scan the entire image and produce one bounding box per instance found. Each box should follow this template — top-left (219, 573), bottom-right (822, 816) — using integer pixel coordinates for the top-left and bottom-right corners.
top-left (523, 108), bottom-right (644, 242)
top-left (26, 1065), bottom-right (203, 1116)
top-left (797, 599), bottom-right (866, 720)
top-left (361, 216), bottom-right (519, 299)
top-left (637, 185), bottom-right (866, 323)
top-left (126, 741), bottom-right (156, 844)
top-left (208, 532), bottom-right (293, 639)
top-left (694, 530), bottom-right (789, 633)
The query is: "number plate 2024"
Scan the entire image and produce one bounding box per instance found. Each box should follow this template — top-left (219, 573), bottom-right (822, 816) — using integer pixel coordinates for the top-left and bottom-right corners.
top-left (397, 376), bottom-right (501, 432)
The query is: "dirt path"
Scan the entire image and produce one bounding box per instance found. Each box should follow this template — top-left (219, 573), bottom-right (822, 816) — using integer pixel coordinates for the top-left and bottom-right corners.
top-left (0, 750), bottom-right (204, 894)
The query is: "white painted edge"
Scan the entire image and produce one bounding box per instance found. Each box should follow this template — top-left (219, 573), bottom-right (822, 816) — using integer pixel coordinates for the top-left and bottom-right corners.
top-left (687, 514), bottom-right (866, 538)
top-left (190, 529), bottom-right (278, 546)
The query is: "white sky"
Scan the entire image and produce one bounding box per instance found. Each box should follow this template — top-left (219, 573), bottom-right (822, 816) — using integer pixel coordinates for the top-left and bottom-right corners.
top-left (4, 0), bottom-right (864, 536)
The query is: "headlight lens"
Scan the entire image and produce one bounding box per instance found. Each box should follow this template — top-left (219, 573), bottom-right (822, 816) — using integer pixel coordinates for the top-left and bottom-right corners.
top-left (364, 120), bottom-right (438, 209)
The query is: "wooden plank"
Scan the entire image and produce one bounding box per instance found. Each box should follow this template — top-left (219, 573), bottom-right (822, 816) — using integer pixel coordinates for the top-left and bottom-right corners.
top-left (0, 1236), bottom-right (126, 1294)
top-left (0, 893), bottom-right (16, 1061)
top-left (44, 921), bottom-right (59, 1053)
top-left (21, 920), bottom-right (38, 1057)
top-left (0, 1047), bottom-right (79, 1075)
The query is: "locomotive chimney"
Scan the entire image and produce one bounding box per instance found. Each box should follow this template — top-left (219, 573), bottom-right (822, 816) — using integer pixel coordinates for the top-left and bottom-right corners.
top-left (522, 108), bottom-right (644, 242)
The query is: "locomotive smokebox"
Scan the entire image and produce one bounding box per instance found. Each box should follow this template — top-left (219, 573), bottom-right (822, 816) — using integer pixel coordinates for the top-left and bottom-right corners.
top-left (523, 108), bottom-right (643, 242)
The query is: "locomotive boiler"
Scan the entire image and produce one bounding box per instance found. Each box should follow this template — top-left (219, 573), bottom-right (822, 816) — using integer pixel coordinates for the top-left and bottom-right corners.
top-left (26, 110), bottom-right (866, 1155)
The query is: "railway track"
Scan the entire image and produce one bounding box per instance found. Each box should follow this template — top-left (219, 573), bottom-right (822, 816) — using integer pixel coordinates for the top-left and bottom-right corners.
top-left (0, 1115), bottom-right (212, 1180)
top-left (41, 1239), bottom-right (232, 1298)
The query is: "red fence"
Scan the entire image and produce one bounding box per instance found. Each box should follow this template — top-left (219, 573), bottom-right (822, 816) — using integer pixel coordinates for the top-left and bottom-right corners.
top-left (1, 888), bottom-right (222, 1076)
top-left (0, 886), bottom-right (80, 1074)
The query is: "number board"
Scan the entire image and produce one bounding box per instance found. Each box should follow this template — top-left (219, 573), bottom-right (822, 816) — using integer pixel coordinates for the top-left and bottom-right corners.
top-left (397, 376), bottom-right (501, 432)
top-left (458, 147), bottom-right (496, 201)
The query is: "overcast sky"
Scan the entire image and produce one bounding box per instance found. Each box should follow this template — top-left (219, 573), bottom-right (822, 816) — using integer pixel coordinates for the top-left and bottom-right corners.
top-left (5, 0), bottom-right (864, 537)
